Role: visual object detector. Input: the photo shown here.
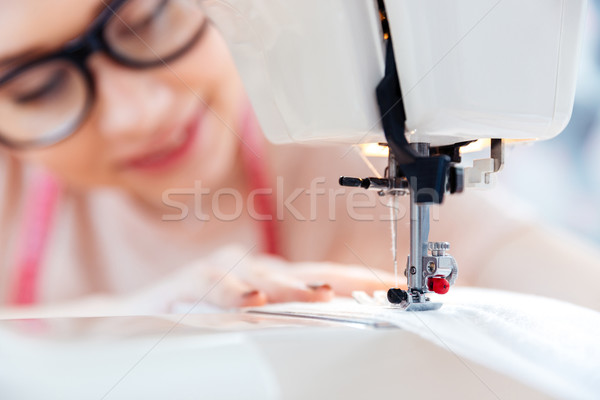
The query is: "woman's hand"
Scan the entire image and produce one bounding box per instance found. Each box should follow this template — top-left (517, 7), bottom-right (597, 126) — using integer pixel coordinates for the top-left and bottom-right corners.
top-left (128, 245), bottom-right (399, 312)
top-left (0, 246), bottom-right (399, 319)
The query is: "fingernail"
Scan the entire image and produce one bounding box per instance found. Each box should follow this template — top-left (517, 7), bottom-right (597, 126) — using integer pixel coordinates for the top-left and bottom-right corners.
top-left (307, 283), bottom-right (332, 291)
top-left (243, 290), bottom-right (260, 298)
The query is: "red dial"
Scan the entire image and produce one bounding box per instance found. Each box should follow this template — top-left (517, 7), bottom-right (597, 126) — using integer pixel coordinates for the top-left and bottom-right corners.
top-left (429, 277), bottom-right (450, 295)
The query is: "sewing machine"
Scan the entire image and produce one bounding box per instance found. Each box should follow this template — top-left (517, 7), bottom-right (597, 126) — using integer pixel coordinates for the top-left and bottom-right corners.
top-left (202, 0), bottom-right (588, 310)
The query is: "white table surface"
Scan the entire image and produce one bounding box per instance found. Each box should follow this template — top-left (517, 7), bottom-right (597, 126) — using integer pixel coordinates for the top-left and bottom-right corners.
top-left (0, 311), bottom-right (551, 400)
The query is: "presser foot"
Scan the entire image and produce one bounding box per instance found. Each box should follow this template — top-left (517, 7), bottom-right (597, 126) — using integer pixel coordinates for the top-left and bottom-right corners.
top-left (405, 301), bottom-right (443, 312)
top-left (387, 288), bottom-right (443, 311)
top-left (392, 237), bottom-right (458, 311)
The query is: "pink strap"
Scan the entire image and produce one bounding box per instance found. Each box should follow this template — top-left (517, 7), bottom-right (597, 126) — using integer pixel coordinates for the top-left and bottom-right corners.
top-left (10, 170), bottom-right (60, 306)
top-left (240, 105), bottom-right (280, 255)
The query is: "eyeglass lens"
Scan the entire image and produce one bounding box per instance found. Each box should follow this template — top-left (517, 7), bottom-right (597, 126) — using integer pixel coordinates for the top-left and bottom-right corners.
top-left (0, 60), bottom-right (89, 146)
top-left (106, 0), bottom-right (206, 65)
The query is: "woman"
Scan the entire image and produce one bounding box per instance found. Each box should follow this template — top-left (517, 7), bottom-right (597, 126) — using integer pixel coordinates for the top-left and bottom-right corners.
top-left (0, 0), bottom-right (598, 316)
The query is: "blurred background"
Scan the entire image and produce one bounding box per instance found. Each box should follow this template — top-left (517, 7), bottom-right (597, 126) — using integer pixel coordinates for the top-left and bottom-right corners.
top-left (498, 0), bottom-right (600, 245)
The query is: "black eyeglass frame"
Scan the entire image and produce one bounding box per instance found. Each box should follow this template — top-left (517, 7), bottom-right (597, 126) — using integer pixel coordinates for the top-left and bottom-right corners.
top-left (0, 0), bottom-right (209, 149)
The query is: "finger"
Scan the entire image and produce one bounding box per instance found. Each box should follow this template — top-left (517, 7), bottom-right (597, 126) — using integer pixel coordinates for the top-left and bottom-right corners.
top-left (201, 273), bottom-right (268, 308)
top-left (290, 263), bottom-right (405, 297)
top-left (244, 273), bottom-right (335, 303)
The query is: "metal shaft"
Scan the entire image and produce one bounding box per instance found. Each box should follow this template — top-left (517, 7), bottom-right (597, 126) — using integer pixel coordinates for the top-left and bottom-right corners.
top-left (388, 153), bottom-right (400, 287)
top-left (409, 196), bottom-right (430, 294)
top-left (408, 143), bottom-right (430, 300)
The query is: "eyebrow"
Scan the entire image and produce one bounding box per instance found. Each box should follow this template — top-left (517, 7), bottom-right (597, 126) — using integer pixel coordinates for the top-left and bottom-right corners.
top-left (0, 49), bottom-right (44, 69)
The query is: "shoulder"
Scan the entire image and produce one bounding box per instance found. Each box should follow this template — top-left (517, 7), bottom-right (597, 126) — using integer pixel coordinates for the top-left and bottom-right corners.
top-left (263, 142), bottom-right (393, 261)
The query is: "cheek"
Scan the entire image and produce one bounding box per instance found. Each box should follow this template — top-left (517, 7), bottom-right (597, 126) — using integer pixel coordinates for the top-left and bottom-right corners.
top-left (166, 27), bottom-right (248, 183)
top-left (173, 26), bottom-right (239, 99)
top-left (171, 25), bottom-right (245, 113)
top-left (19, 127), bottom-right (114, 188)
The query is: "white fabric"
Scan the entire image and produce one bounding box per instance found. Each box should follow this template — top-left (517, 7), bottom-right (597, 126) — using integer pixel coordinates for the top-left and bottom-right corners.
top-left (254, 287), bottom-right (600, 399)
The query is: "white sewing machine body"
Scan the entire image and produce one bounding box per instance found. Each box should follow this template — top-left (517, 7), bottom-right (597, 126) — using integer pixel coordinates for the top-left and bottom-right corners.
top-left (203, 0), bottom-right (586, 147)
top-left (202, 0), bottom-right (588, 308)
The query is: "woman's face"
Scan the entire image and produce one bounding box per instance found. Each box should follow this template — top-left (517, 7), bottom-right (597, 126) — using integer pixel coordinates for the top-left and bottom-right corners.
top-left (0, 0), bottom-right (247, 207)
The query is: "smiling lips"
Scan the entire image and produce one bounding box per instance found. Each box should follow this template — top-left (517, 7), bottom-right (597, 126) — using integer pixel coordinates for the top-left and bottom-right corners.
top-left (121, 107), bottom-right (206, 172)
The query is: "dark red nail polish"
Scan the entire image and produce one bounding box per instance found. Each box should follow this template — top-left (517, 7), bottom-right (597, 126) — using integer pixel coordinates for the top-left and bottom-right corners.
top-left (243, 290), bottom-right (260, 298)
top-left (307, 283), bottom-right (332, 291)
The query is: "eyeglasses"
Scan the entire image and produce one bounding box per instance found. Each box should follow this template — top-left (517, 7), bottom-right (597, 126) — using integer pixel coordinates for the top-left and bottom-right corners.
top-left (0, 0), bottom-right (208, 149)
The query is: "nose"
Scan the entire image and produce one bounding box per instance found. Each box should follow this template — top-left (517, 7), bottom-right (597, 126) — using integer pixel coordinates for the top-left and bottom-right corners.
top-left (89, 55), bottom-right (175, 145)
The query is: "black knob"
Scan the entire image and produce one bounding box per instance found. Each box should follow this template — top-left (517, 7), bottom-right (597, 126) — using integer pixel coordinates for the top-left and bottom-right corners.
top-left (448, 166), bottom-right (464, 194)
top-left (387, 288), bottom-right (408, 304)
top-left (339, 176), bottom-right (363, 187)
